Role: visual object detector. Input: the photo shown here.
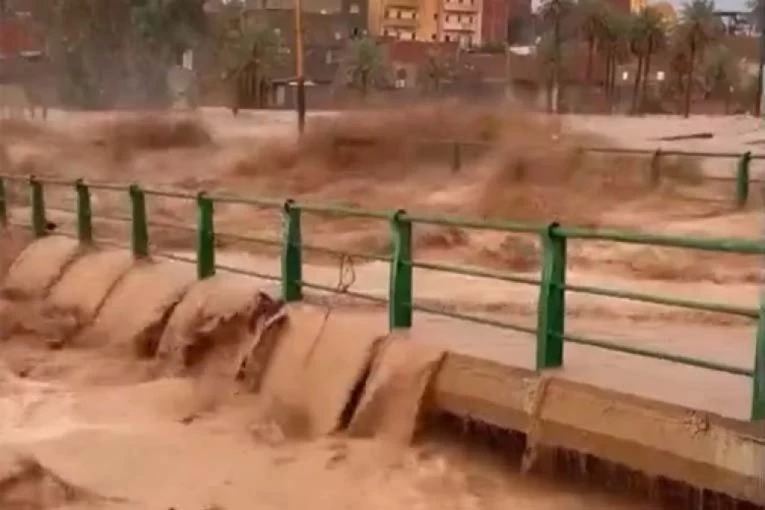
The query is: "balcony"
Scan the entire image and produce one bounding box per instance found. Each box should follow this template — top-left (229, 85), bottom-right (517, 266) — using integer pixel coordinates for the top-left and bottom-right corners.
top-left (382, 16), bottom-right (418, 28)
top-left (443, 0), bottom-right (479, 12)
top-left (441, 17), bottom-right (477, 31)
top-left (384, 0), bottom-right (420, 8)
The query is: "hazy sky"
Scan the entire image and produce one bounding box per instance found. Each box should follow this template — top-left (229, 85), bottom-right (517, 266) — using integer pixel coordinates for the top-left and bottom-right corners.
top-left (530, 0), bottom-right (751, 11)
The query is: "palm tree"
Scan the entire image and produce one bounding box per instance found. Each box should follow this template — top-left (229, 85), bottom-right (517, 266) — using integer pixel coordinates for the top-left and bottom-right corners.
top-left (701, 44), bottom-right (740, 112)
top-left (629, 12), bottom-right (646, 113)
top-left (423, 49), bottom-right (451, 94)
top-left (748, 0), bottom-right (763, 115)
top-left (219, 12), bottom-right (283, 113)
top-left (627, 7), bottom-right (668, 113)
top-left (343, 36), bottom-right (388, 99)
top-left (598, 7), bottom-right (631, 110)
top-left (577, 0), bottom-right (608, 88)
top-left (639, 7), bottom-right (667, 112)
top-left (676, 0), bottom-right (721, 117)
top-left (130, 0), bottom-right (206, 57)
top-left (539, 0), bottom-right (576, 112)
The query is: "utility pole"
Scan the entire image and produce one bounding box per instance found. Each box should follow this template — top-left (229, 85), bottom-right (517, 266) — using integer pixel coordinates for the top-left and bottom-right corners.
top-left (294, 0), bottom-right (306, 135)
top-left (756, 1), bottom-right (764, 117)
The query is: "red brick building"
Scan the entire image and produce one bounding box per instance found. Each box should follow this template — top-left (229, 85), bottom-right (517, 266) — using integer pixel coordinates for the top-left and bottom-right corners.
top-left (481, 0), bottom-right (509, 45)
top-left (0, 18), bottom-right (42, 58)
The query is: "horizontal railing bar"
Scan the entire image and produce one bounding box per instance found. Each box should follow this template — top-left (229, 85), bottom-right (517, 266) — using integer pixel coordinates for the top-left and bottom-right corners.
top-left (5, 220), bottom-right (28, 229)
top-left (416, 137), bottom-right (493, 147)
top-left (579, 147), bottom-right (765, 159)
top-left (86, 181), bottom-right (130, 192)
top-left (151, 251), bottom-right (197, 265)
top-left (411, 260), bottom-right (541, 286)
top-left (215, 263), bottom-right (282, 281)
top-left (34, 177), bottom-right (75, 187)
top-left (403, 142), bottom-right (765, 160)
top-left (0, 174), bottom-right (28, 182)
top-left (208, 193), bottom-right (282, 208)
top-left (561, 282), bottom-right (758, 318)
top-left (558, 331), bottom-right (754, 377)
top-left (404, 212), bottom-right (544, 233)
top-left (299, 280), bottom-right (389, 303)
top-left (93, 213), bottom-right (131, 223)
top-left (93, 238), bottom-right (131, 251)
top-left (559, 227), bottom-right (765, 254)
top-left (300, 242), bottom-right (392, 263)
top-left (296, 201), bottom-right (393, 220)
top-left (217, 230), bottom-right (283, 247)
top-left (412, 302), bottom-right (537, 336)
top-left (148, 219), bottom-right (196, 233)
top-left (47, 206), bottom-right (77, 216)
top-left (142, 188), bottom-right (196, 200)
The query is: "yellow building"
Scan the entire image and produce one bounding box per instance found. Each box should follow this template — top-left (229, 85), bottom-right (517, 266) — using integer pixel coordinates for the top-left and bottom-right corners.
top-left (369, 0), bottom-right (482, 45)
top-left (631, 0), bottom-right (647, 12)
top-left (651, 0), bottom-right (678, 26)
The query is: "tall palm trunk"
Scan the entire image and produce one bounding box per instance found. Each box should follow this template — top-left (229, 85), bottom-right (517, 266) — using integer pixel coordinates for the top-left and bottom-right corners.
top-left (609, 52), bottom-right (617, 111)
top-left (640, 39), bottom-right (653, 112)
top-left (586, 36), bottom-right (595, 87)
top-left (552, 13), bottom-right (562, 113)
top-left (361, 70), bottom-right (368, 98)
top-left (631, 54), bottom-right (643, 114)
top-left (683, 38), bottom-right (696, 118)
top-left (604, 50), bottom-right (612, 107)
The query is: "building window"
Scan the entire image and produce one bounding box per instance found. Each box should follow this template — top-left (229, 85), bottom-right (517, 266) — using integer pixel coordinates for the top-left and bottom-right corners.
top-left (433, 13), bottom-right (438, 19)
top-left (431, 33), bottom-right (437, 40)
top-left (445, 34), bottom-right (451, 41)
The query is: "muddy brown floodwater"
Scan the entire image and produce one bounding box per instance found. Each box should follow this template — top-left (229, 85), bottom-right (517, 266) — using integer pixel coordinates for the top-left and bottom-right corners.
top-left (0, 339), bottom-right (660, 510)
top-left (0, 109), bottom-right (761, 509)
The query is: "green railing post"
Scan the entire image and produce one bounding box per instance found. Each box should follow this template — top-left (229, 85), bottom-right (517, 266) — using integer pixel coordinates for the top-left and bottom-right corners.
top-left (649, 149), bottom-right (662, 188)
top-left (29, 176), bottom-right (47, 237)
top-left (129, 184), bottom-right (149, 259)
top-left (0, 178), bottom-right (7, 228)
top-left (196, 192), bottom-right (215, 279)
top-left (452, 141), bottom-right (462, 173)
top-left (736, 151), bottom-right (751, 209)
top-left (281, 199), bottom-right (303, 302)
top-left (75, 179), bottom-right (93, 244)
top-left (389, 209), bottom-right (412, 329)
top-left (752, 304), bottom-right (765, 420)
top-left (536, 222), bottom-right (566, 370)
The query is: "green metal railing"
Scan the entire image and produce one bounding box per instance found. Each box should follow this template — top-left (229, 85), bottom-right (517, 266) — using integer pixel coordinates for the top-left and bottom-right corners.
top-left (405, 139), bottom-right (765, 208)
top-left (1, 173), bottom-right (764, 421)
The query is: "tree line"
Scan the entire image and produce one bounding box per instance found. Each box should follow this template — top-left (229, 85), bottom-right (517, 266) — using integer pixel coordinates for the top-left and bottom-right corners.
top-left (539, 0), bottom-right (764, 116)
top-left (8, 0), bottom-right (764, 113)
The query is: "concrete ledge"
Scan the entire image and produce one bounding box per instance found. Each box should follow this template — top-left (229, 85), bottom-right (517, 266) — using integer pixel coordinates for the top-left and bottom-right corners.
top-left (432, 353), bottom-right (765, 504)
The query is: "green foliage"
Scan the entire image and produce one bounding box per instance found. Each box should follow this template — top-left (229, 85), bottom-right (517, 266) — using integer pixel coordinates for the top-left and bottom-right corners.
top-left (343, 36), bottom-right (390, 96)
top-left (539, 0), bottom-right (578, 35)
top-left (631, 6), bottom-right (668, 56)
top-left (130, 0), bottom-right (207, 57)
top-left (577, 0), bottom-right (608, 44)
top-left (677, 0), bottom-right (722, 51)
top-left (700, 43), bottom-right (741, 96)
top-left (26, 0), bottom-right (207, 108)
top-left (219, 15), bottom-right (284, 81)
